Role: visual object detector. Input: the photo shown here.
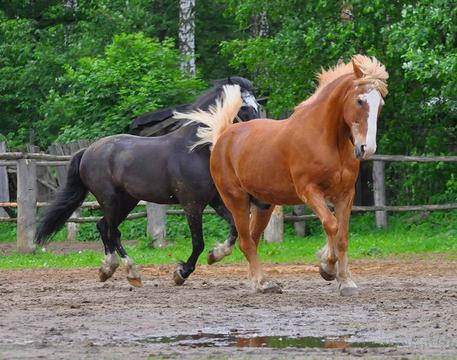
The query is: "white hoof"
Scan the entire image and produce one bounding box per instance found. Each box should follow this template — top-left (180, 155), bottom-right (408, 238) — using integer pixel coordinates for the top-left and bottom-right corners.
top-left (256, 280), bottom-right (283, 294)
top-left (208, 242), bottom-right (233, 264)
top-left (338, 279), bottom-right (358, 297)
top-left (99, 253), bottom-right (119, 281)
top-left (319, 264), bottom-right (336, 281)
top-left (173, 264), bottom-right (186, 286)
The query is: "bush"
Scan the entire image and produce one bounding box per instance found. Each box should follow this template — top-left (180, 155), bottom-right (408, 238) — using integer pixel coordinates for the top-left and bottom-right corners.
top-left (41, 33), bottom-right (205, 143)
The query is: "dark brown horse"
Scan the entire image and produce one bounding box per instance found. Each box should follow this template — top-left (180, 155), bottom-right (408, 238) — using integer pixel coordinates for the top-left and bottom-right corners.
top-left (184, 56), bottom-right (388, 295)
top-left (34, 77), bottom-right (260, 287)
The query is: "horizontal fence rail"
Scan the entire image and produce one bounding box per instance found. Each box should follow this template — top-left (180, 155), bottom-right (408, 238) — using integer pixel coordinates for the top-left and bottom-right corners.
top-left (372, 154), bottom-right (457, 162)
top-left (284, 204), bottom-right (457, 222)
top-left (0, 150), bottom-right (456, 251)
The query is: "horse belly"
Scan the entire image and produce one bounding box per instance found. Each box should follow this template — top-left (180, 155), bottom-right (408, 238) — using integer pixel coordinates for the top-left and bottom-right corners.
top-left (213, 124), bottom-right (301, 205)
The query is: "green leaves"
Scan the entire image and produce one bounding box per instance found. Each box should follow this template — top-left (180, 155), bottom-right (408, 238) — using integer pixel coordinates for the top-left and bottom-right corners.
top-left (42, 33), bottom-right (205, 142)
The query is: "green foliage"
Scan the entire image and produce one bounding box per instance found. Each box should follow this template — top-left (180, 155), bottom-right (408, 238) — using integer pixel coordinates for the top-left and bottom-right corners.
top-left (0, 12), bottom-right (65, 147)
top-left (195, 0), bottom-right (240, 80)
top-left (0, 0), bottom-right (241, 148)
top-left (43, 33), bottom-right (205, 142)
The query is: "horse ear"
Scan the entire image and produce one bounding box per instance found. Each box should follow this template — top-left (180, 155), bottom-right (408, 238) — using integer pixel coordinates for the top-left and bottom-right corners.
top-left (227, 76), bottom-right (233, 85)
top-left (352, 58), bottom-right (364, 79)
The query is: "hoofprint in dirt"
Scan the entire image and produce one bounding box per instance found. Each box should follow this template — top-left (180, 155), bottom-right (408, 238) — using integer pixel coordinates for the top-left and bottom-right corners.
top-left (1, 260), bottom-right (456, 359)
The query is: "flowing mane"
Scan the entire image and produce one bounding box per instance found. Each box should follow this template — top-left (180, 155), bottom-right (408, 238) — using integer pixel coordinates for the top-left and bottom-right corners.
top-left (296, 55), bottom-right (388, 109)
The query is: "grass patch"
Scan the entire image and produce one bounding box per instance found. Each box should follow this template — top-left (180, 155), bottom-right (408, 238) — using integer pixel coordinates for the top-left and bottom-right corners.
top-left (0, 210), bottom-right (456, 269)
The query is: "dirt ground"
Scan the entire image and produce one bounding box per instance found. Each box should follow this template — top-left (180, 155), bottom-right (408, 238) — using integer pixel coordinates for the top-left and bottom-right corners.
top-left (1, 256), bottom-right (457, 359)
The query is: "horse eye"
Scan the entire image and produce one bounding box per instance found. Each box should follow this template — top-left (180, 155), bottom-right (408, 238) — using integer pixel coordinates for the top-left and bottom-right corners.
top-left (357, 98), bottom-right (364, 106)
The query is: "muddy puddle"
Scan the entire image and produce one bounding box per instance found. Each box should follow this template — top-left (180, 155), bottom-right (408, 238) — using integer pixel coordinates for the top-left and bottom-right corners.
top-left (138, 332), bottom-right (393, 349)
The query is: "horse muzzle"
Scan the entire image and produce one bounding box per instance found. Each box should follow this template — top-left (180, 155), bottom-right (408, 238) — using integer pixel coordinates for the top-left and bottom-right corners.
top-left (355, 144), bottom-right (376, 160)
top-left (354, 144), bottom-right (365, 160)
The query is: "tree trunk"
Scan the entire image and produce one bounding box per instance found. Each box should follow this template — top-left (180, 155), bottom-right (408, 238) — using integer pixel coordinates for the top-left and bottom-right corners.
top-left (264, 206), bottom-right (284, 243)
top-left (179, 0), bottom-right (196, 75)
top-left (146, 203), bottom-right (167, 248)
top-left (251, 11), bottom-right (268, 37)
top-left (64, 0), bottom-right (78, 47)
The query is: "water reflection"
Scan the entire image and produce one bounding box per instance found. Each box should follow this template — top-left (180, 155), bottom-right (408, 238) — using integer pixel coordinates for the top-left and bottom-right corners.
top-left (139, 333), bottom-right (392, 349)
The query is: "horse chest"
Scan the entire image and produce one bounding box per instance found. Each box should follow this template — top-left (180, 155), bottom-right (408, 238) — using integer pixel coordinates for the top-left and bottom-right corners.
top-left (322, 166), bottom-right (357, 196)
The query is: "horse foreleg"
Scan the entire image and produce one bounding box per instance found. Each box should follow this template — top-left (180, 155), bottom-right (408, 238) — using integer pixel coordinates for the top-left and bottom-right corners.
top-left (334, 190), bottom-right (358, 296)
top-left (208, 196), bottom-right (237, 264)
top-left (173, 206), bottom-right (204, 285)
top-left (299, 185), bottom-right (339, 282)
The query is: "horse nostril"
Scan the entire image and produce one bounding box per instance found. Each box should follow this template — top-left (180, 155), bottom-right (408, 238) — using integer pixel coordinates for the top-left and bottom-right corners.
top-left (361, 145), bottom-right (366, 153)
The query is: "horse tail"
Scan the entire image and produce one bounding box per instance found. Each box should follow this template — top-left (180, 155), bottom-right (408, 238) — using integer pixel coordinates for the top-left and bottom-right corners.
top-left (174, 84), bottom-right (242, 150)
top-left (35, 149), bottom-right (88, 245)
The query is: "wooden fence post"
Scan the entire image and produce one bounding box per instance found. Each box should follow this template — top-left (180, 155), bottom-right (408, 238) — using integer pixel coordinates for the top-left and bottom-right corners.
top-left (293, 205), bottom-right (306, 236)
top-left (0, 142), bottom-right (9, 218)
top-left (17, 158), bottom-right (37, 253)
top-left (49, 142), bottom-right (92, 242)
top-left (264, 205), bottom-right (284, 243)
top-left (67, 209), bottom-right (81, 242)
top-left (373, 160), bottom-right (387, 229)
top-left (146, 203), bottom-right (167, 247)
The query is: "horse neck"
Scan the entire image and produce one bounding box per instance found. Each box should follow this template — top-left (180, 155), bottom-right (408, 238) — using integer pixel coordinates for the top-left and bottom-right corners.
top-left (193, 88), bottom-right (223, 110)
top-left (289, 77), bottom-right (352, 150)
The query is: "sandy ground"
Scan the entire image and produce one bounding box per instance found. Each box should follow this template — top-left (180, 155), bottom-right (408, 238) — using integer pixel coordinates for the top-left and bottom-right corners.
top-left (1, 256), bottom-right (457, 359)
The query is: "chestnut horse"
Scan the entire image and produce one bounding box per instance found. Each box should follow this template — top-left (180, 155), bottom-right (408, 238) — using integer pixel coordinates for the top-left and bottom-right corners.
top-left (181, 55), bottom-right (388, 295)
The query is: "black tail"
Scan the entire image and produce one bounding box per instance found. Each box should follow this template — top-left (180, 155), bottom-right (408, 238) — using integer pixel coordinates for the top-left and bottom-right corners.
top-left (35, 149), bottom-right (88, 245)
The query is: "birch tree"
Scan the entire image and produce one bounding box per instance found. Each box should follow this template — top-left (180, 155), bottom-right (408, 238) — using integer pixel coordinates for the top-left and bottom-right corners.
top-left (63, 0), bottom-right (78, 46)
top-left (179, 0), bottom-right (196, 75)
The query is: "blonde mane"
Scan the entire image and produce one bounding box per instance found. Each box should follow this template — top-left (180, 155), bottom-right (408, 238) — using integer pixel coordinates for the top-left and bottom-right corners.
top-left (296, 55), bottom-right (388, 109)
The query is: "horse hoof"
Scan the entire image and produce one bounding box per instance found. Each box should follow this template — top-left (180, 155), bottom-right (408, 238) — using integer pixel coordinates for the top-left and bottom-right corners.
top-left (258, 281), bottom-right (283, 294)
top-left (340, 286), bottom-right (358, 297)
top-left (173, 270), bottom-right (186, 286)
top-left (319, 265), bottom-right (336, 281)
top-left (207, 250), bottom-right (217, 265)
top-left (98, 269), bottom-right (111, 282)
top-left (127, 277), bottom-right (143, 288)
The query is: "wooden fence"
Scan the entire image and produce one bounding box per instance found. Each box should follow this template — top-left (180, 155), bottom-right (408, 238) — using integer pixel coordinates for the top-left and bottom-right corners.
top-left (0, 149), bottom-right (456, 252)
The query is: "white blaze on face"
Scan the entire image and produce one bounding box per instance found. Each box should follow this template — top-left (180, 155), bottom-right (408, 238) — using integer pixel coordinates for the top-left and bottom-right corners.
top-left (241, 91), bottom-right (259, 113)
top-left (359, 89), bottom-right (383, 158)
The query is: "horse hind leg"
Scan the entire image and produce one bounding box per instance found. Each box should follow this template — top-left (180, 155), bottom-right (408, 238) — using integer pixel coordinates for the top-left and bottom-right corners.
top-left (249, 204), bottom-right (273, 248)
top-left (97, 218), bottom-right (119, 282)
top-left (221, 191), bottom-right (281, 293)
top-left (173, 204), bottom-right (205, 285)
top-left (115, 230), bottom-right (142, 287)
top-left (103, 192), bottom-right (142, 287)
top-left (299, 185), bottom-right (339, 283)
top-left (207, 196), bottom-right (237, 264)
top-left (249, 205), bottom-right (282, 293)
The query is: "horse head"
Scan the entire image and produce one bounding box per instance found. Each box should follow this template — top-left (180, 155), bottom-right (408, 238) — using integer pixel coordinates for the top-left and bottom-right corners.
top-left (341, 56), bottom-right (388, 160)
top-left (212, 77), bottom-right (261, 121)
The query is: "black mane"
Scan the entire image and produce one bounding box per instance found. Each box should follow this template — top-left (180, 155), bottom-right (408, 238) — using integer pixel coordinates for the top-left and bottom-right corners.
top-left (130, 76), bottom-right (254, 131)
top-left (193, 76), bottom-right (254, 110)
